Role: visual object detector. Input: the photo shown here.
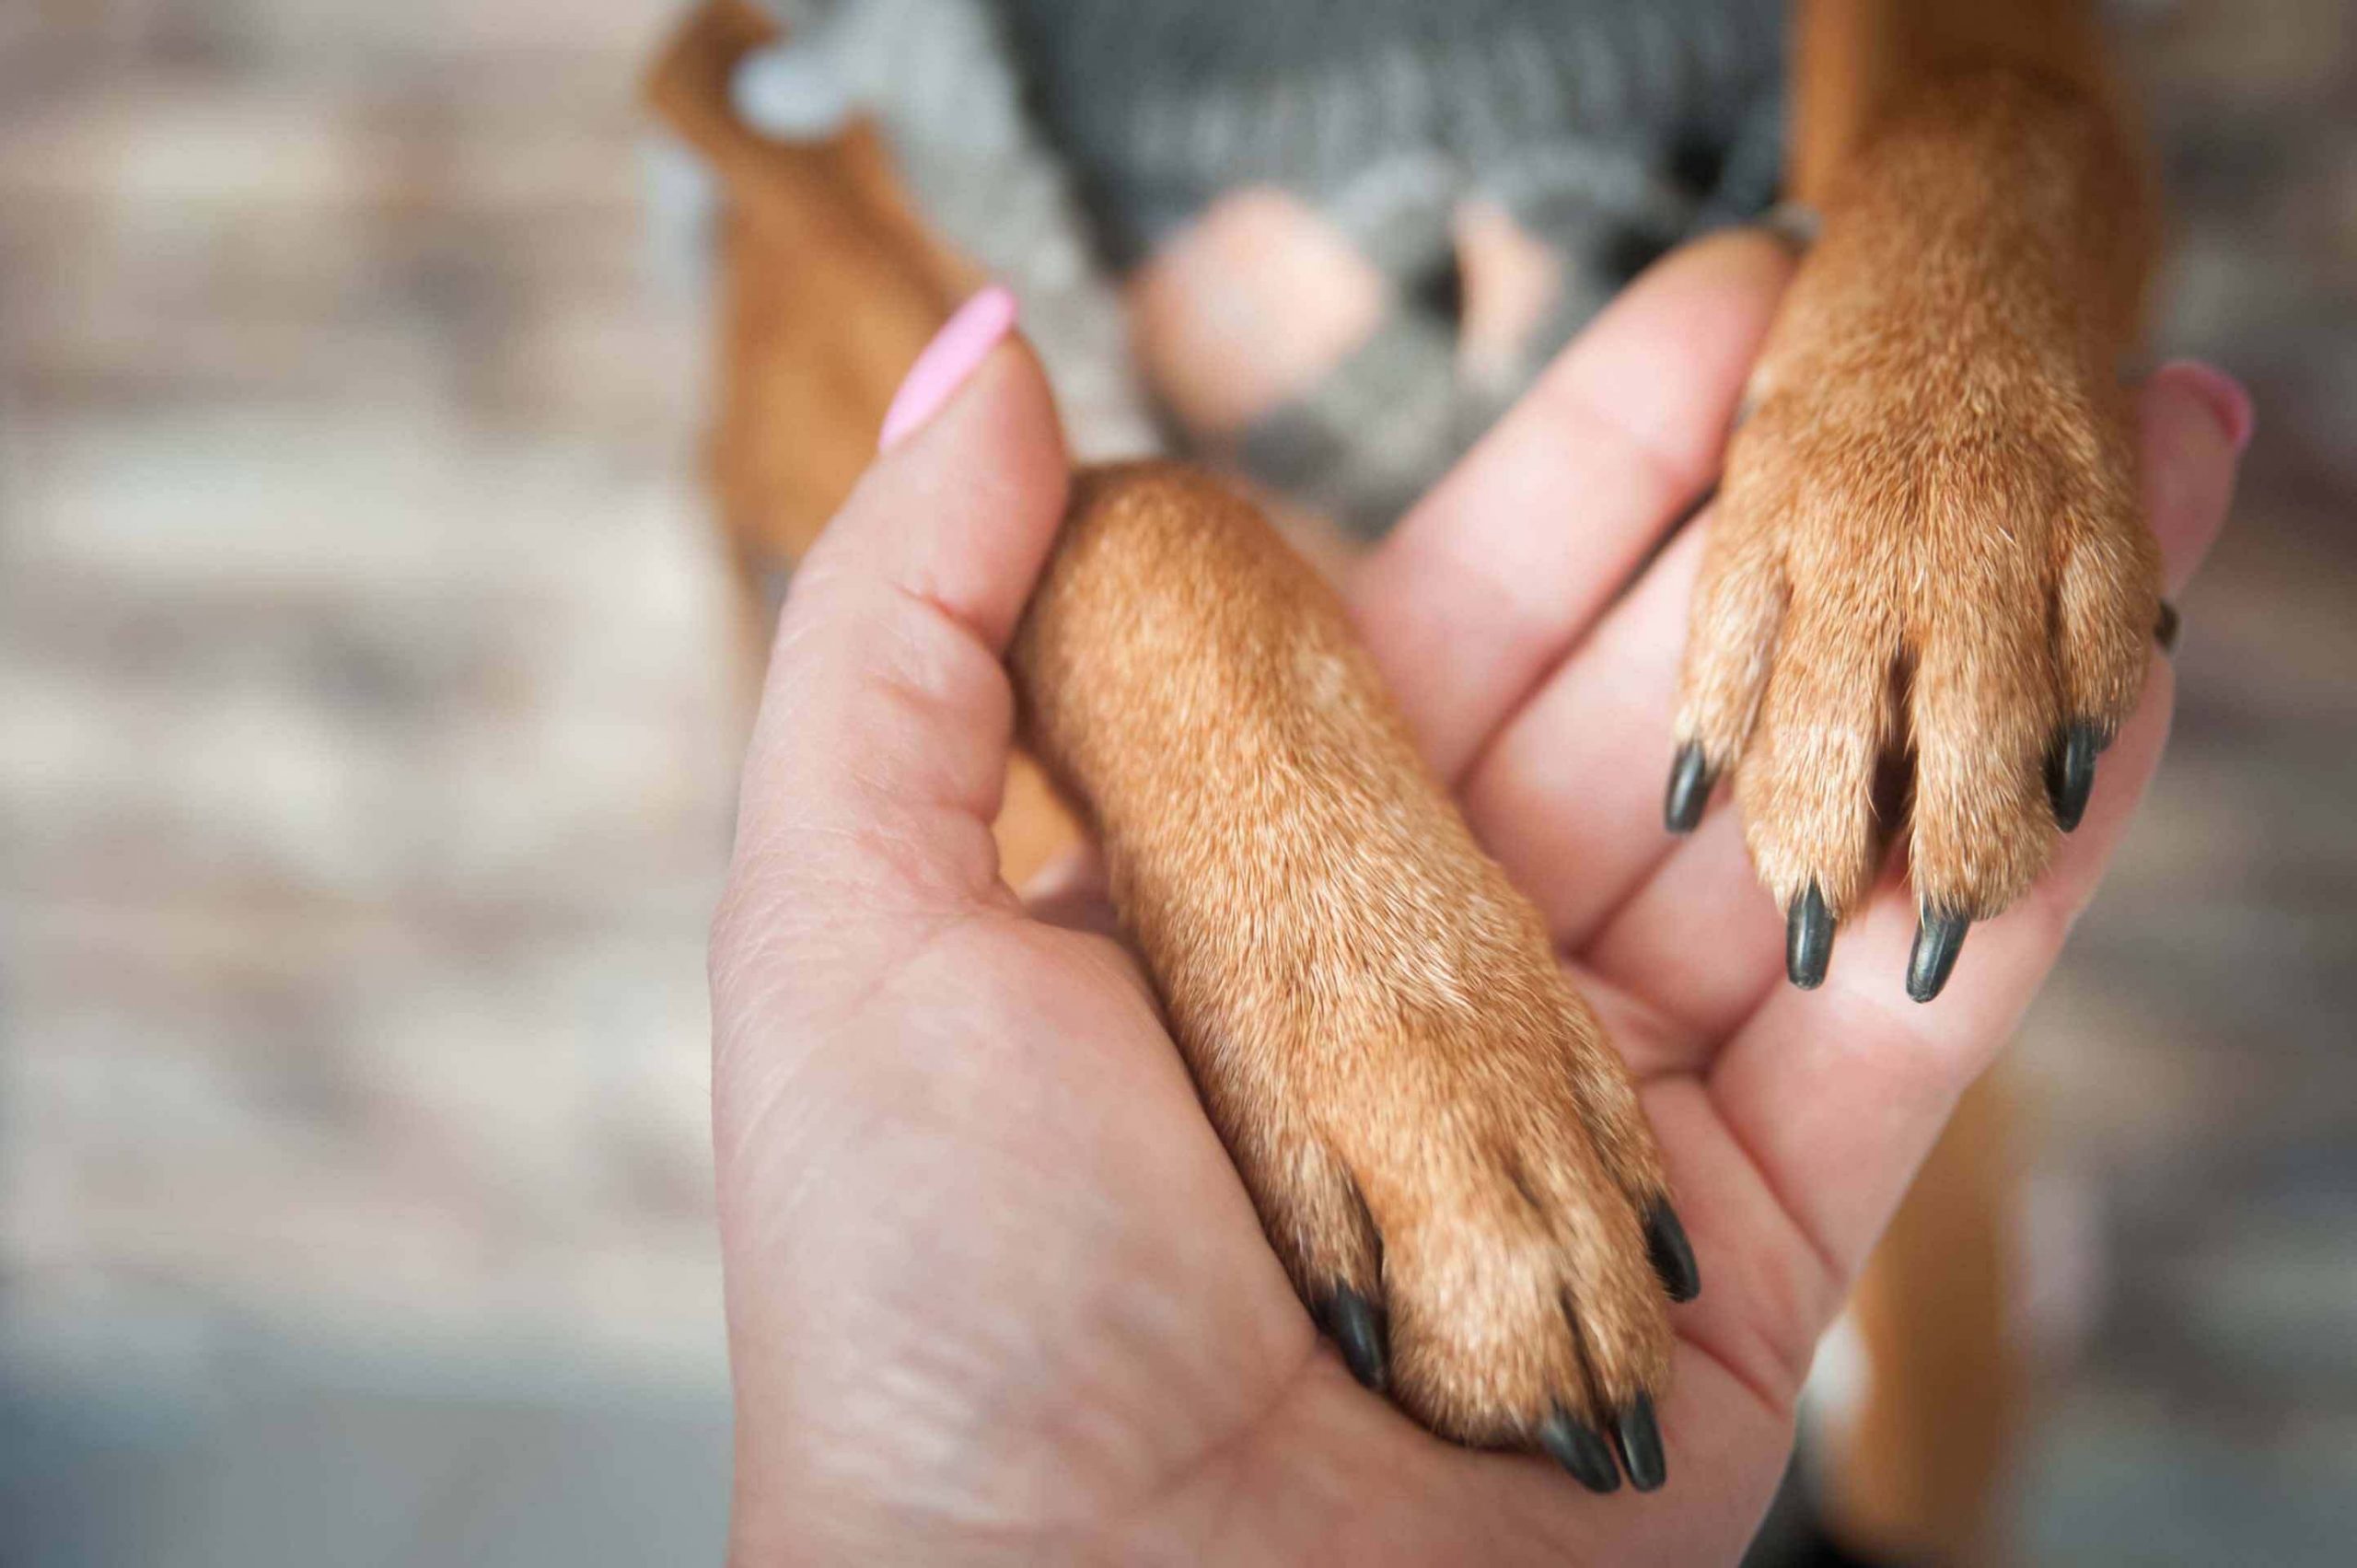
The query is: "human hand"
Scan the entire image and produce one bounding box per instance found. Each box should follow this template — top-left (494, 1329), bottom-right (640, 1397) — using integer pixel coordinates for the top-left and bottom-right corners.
top-left (708, 235), bottom-right (2247, 1564)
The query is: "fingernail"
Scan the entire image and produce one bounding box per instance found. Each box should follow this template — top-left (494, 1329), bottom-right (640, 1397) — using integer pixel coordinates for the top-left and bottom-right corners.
top-left (1907, 907), bottom-right (1971, 1003)
top-left (1613, 1393), bottom-right (1667, 1493)
top-left (1786, 882), bottom-right (1833, 991)
top-left (1664, 743), bottom-right (1713, 834)
top-left (1540, 1407), bottom-right (1621, 1494)
top-left (1643, 1199), bottom-right (1701, 1303)
top-left (2160, 359), bottom-right (2254, 455)
top-left (878, 285), bottom-right (1019, 453)
top-left (1325, 1286), bottom-right (1389, 1393)
top-left (2047, 720), bottom-right (2101, 832)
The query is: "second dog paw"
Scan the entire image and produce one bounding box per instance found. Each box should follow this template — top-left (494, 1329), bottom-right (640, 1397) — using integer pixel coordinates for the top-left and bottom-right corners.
top-left (1665, 71), bottom-right (2164, 1000)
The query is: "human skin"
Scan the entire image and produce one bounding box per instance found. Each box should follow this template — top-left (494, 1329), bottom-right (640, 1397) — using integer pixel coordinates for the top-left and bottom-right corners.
top-left (708, 235), bottom-right (2247, 1565)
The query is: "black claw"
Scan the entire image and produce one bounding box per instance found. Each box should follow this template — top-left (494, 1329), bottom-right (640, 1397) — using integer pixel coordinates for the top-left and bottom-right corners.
top-left (1613, 1393), bottom-right (1667, 1493)
top-left (2047, 720), bottom-right (2101, 832)
top-left (1539, 1406), bottom-right (1622, 1494)
top-left (1664, 743), bottom-right (1713, 834)
top-left (1324, 1286), bottom-right (1388, 1393)
top-left (1643, 1199), bottom-right (1701, 1304)
top-left (1786, 882), bottom-right (1833, 991)
top-left (2155, 599), bottom-right (2181, 656)
top-left (1907, 908), bottom-right (1971, 1003)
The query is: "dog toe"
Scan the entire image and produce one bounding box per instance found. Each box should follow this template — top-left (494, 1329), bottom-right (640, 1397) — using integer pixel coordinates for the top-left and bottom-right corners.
top-left (1226, 958), bottom-right (1686, 1480)
top-left (1724, 592), bottom-right (1898, 987)
top-left (1371, 1132), bottom-right (1677, 1460)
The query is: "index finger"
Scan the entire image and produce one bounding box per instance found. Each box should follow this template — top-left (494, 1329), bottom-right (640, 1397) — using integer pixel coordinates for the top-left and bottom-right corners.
top-left (1348, 231), bottom-right (1796, 781)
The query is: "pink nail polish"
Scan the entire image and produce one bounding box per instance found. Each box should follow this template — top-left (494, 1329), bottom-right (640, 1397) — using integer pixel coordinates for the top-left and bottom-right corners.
top-left (2160, 359), bottom-right (2255, 455)
top-left (878, 285), bottom-right (1019, 453)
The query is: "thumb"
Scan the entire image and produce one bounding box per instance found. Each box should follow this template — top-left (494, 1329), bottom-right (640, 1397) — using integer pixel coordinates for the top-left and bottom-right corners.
top-left (728, 287), bottom-right (1070, 914)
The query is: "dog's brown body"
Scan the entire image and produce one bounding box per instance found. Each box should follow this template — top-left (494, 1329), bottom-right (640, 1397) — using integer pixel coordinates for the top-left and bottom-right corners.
top-left (655, 0), bottom-right (2157, 1539)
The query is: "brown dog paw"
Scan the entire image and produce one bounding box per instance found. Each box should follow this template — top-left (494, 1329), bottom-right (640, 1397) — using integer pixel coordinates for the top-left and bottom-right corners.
top-left (1208, 847), bottom-right (1689, 1489)
top-left (1667, 71), bottom-right (2163, 1000)
top-left (1016, 464), bottom-right (1691, 1490)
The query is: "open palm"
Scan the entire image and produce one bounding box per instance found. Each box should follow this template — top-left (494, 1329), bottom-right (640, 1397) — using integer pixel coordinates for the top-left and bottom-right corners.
top-left (709, 234), bottom-right (2244, 1565)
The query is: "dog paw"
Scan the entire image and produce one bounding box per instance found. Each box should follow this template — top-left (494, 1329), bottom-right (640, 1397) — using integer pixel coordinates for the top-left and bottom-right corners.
top-left (1666, 71), bottom-right (2164, 999)
top-left (1209, 846), bottom-right (1691, 1490)
top-left (1017, 465), bottom-right (1692, 1488)
top-left (1132, 741), bottom-right (1692, 1484)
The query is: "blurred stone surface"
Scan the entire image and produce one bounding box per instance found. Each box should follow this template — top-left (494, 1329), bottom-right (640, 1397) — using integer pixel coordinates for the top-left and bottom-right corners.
top-left (2006, 1), bottom-right (2357, 1558)
top-left (0, 2), bottom-right (2351, 1563)
top-left (0, 4), bottom-right (737, 1561)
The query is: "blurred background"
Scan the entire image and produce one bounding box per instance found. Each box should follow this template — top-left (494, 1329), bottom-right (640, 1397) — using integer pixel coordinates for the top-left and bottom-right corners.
top-left (0, 1), bottom-right (2350, 1564)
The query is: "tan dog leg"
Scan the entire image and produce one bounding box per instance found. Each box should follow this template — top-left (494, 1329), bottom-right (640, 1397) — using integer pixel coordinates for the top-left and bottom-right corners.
top-left (1673, 0), bottom-right (2160, 1000)
top-left (1826, 1067), bottom-right (2023, 1566)
top-left (648, 2), bottom-right (1082, 883)
top-left (1683, 3), bottom-right (2154, 1556)
top-left (646, 3), bottom-right (974, 571)
top-left (1015, 464), bottom-right (1691, 1485)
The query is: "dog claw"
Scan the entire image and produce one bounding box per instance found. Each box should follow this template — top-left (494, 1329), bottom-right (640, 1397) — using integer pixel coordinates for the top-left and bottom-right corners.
top-left (1539, 1406), bottom-right (1622, 1494)
top-left (1613, 1392), bottom-right (1667, 1493)
top-left (1664, 743), bottom-right (1713, 834)
top-left (1786, 882), bottom-right (1833, 990)
top-left (1643, 1199), bottom-right (1701, 1303)
top-left (1906, 908), bottom-right (1970, 1002)
top-left (1324, 1286), bottom-right (1388, 1392)
top-left (2047, 720), bottom-right (2102, 832)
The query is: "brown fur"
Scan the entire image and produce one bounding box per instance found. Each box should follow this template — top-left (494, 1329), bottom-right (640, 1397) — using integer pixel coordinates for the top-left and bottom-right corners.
top-left (1682, 16), bottom-right (2160, 926)
top-left (647, 0), bottom-right (973, 573)
top-left (1825, 1069), bottom-right (2023, 1564)
top-left (647, 3), bottom-right (1084, 880)
top-left (652, 0), bottom-right (2159, 1491)
top-left (1014, 463), bottom-right (1671, 1438)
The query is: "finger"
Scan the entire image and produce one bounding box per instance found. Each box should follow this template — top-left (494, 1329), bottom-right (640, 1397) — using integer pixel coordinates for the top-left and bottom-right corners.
top-left (728, 308), bottom-right (1070, 913)
top-left (1348, 231), bottom-right (1795, 780)
top-left (1701, 362), bottom-right (2247, 1277)
top-left (1581, 807), bottom-right (1783, 1046)
top-left (1455, 517), bottom-right (1713, 945)
top-left (2135, 359), bottom-right (2250, 598)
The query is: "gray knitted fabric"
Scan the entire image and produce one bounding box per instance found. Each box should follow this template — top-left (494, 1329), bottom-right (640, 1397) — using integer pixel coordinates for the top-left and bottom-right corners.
top-left (994, 0), bottom-right (1782, 272)
top-left (736, 0), bottom-right (1785, 534)
top-left (746, 0), bottom-right (1163, 464)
